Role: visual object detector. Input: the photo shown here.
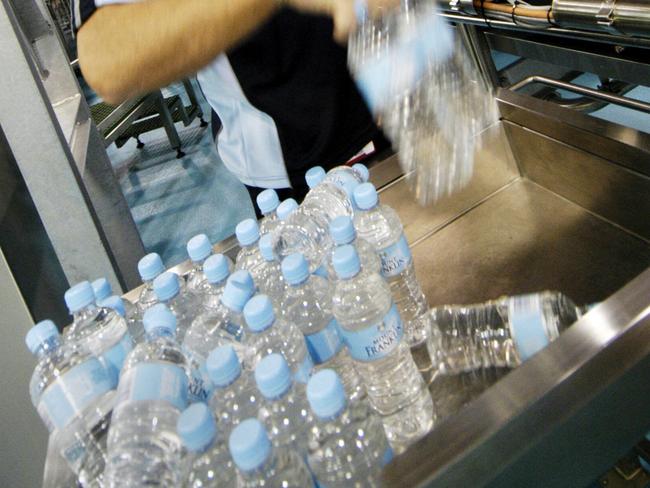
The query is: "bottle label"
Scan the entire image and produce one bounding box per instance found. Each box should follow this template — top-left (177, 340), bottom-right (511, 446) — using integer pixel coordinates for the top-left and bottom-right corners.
top-left (305, 319), bottom-right (344, 364)
top-left (294, 354), bottom-right (315, 384)
top-left (340, 304), bottom-right (403, 362)
top-left (118, 363), bottom-right (188, 411)
top-left (378, 234), bottom-right (412, 278)
top-left (508, 294), bottom-right (550, 361)
top-left (382, 446), bottom-right (394, 466)
top-left (37, 358), bottom-right (113, 431)
top-left (188, 362), bottom-right (214, 403)
top-left (101, 333), bottom-right (133, 386)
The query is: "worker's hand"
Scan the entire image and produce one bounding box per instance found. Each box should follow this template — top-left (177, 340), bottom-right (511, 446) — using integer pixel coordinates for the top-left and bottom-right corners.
top-left (285, 0), bottom-right (400, 44)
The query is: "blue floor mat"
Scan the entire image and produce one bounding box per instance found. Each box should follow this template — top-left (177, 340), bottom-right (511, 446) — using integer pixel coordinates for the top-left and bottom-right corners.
top-left (104, 81), bottom-right (255, 268)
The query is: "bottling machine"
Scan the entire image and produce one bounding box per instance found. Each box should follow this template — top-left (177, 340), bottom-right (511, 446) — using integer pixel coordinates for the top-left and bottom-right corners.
top-left (1, 0), bottom-right (649, 486)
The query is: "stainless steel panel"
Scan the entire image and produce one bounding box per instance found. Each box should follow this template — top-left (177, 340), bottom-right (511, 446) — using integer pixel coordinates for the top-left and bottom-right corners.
top-left (378, 123), bottom-right (520, 245)
top-left (384, 267), bottom-right (650, 487)
top-left (505, 122), bottom-right (650, 241)
top-left (410, 179), bottom-right (650, 306)
top-left (497, 89), bottom-right (650, 177)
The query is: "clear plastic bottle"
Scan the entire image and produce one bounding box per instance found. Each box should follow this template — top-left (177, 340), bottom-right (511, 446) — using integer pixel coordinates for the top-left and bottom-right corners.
top-left (306, 370), bottom-right (392, 487)
top-left (256, 189), bottom-right (281, 236)
top-left (183, 270), bottom-right (256, 367)
top-left (92, 277), bottom-right (138, 322)
top-left (153, 271), bottom-right (198, 343)
top-left (327, 215), bottom-right (381, 279)
top-left (193, 253), bottom-right (233, 309)
top-left (205, 345), bottom-right (260, 435)
top-left (26, 320), bottom-right (114, 488)
top-left (177, 402), bottom-right (236, 488)
top-left (304, 163), bottom-right (369, 218)
top-left (243, 294), bottom-right (313, 384)
top-left (228, 418), bottom-right (314, 487)
top-left (256, 234), bottom-right (287, 301)
top-left (104, 304), bottom-right (191, 488)
top-left (349, 0), bottom-right (497, 205)
top-left (97, 295), bottom-right (145, 345)
top-left (64, 281), bottom-right (133, 386)
top-left (331, 245), bottom-right (433, 453)
top-left (136, 252), bottom-right (166, 314)
top-left (280, 252), bottom-right (364, 400)
top-left (235, 219), bottom-right (266, 279)
top-left (254, 354), bottom-right (312, 451)
top-left (353, 183), bottom-right (430, 348)
top-left (185, 233), bottom-right (213, 295)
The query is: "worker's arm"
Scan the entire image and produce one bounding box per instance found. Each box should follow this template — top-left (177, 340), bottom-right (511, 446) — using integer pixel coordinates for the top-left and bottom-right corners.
top-left (78, 0), bottom-right (396, 104)
top-left (77, 0), bottom-right (284, 104)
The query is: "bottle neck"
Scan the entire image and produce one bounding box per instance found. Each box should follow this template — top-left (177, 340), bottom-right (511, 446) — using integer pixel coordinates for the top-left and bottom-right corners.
top-left (146, 327), bottom-right (176, 341)
top-left (34, 336), bottom-right (61, 359)
top-left (239, 449), bottom-right (278, 480)
top-left (72, 304), bottom-right (99, 323)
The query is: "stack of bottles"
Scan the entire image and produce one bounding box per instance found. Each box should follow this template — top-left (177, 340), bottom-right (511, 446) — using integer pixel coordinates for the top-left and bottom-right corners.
top-left (27, 163), bottom-right (587, 486)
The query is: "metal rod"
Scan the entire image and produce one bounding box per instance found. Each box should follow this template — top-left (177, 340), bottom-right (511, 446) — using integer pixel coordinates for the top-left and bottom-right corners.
top-left (509, 75), bottom-right (650, 113)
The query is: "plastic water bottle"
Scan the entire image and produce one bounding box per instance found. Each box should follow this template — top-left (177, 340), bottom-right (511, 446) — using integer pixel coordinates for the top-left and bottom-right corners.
top-left (349, 0), bottom-right (497, 205)
top-left (228, 418), bottom-right (314, 487)
top-left (306, 370), bottom-right (392, 487)
top-left (280, 253), bottom-right (364, 400)
top-left (304, 163), bottom-right (369, 218)
top-left (177, 403), bottom-right (236, 487)
top-left (256, 234), bottom-right (288, 301)
top-left (256, 189), bottom-right (281, 236)
top-left (428, 291), bottom-right (582, 374)
top-left (331, 245), bottom-right (433, 452)
top-left (353, 183), bottom-right (430, 348)
top-left (327, 215), bottom-right (381, 278)
top-left (205, 345), bottom-right (260, 434)
top-left (185, 234), bottom-right (213, 294)
top-left (92, 277), bottom-right (143, 344)
top-left (254, 354), bottom-right (312, 451)
top-left (136, 252), bottom-right (166, 313)
top-left (153, 271), bottom-right (198, 343)
top-left (92, 277), bottom-right (137, 320)
top-left (277, 198), bottom-right (299, 222)
top-left (183, 270), bottom-right (256, 366)
top-left (195, 253), bottom-right (233, 308)
top-left (243, 294), bottom-right (313, 384)
top-left (104, 304), bottom-right (191, 487)
top-left (26, 320), bottom-right (114, 487)
top-left (235, 218), bottom-right (266, 277)
top-left (64, 281), bottom-right (133, 386)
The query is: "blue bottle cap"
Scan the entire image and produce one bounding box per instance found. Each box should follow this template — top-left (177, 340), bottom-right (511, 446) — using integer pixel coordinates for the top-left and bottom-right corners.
top-left (221, 271), bottom-right (254, 312)
top-left (228, 418), bottom-right (272, 472)
top-left (276, 198), bottom-right (298, 221)
top-left (153, 272), bottom-right (180, 301)
top-left (243, 295), bottom-right (275, 332)
top-left (64, 281), bottom-right (95, 313)
top-left (177, 403), bottom-right (217, 452)
top-left (256, 189), bottom-right (280, 215)
top-left (142, 303), bottom-right (177, 336)
top-left (230, 269), bottom-right (255, 291)
top-left (352, 163), bottom-right (370, 182)
top-left (258, 234), bottom-right (275, 262)
top-left (236, 219), bottom-right (260, 247)
top-left (25, 320), bottom-right (59, 354)
top-left (203, 254), bottom-right (230, 284)
top-left (353, 182), bottom-right (379, 210)
top-left (329, 215), bottom-right (356, 245)
top-left (98, 295), bottom-right (126, 317)
top-left (307, 369), bottom-right (347, 419)
top-left (332, 245), bottom-right (361, 279)
top-left (187, 234), bottom-right (212, 263)
top-left (255, 353), bottom-right (292, 399)
top-left (206, 345), bottom-right (242, 387)
top-left (305, 166), bottom-right (327, 188)
top-left (91, 277), bottom-right (113, 302)
top-left (138, 253), bottom-right (165, 281)
top-left (281, 253), bottom-right (310, 285)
